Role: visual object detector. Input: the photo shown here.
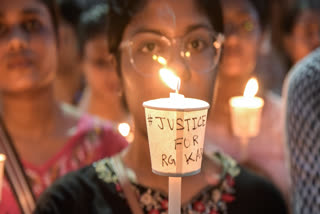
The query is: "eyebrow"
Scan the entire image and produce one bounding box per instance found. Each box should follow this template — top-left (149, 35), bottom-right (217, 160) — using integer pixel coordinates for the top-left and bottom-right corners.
top-left (131, 23), bottom-right (214, 38)
top-left (21, 8), bottom-right (45, 16)
top-left (0, 7), bottom-right (44, 19)
top-left (132, 28), bottom-right (165, 37)
top-left (184, 24), bottom-right (213, 34)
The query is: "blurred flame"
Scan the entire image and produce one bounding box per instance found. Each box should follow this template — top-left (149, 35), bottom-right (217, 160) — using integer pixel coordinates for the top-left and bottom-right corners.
top-left (0, 154), bottom-right (6, 162)
top-left (152, 55), bottom-right (167, 65)
top-left (118, 123), bottom-right (131, 137)
top-left (244, 78), bottom-right (259, 98)
top-left (159, 68), bottom-right (181, 92)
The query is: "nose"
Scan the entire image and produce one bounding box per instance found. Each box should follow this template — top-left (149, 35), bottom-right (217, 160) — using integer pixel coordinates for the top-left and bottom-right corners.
top-left (168, 48), bottom-right (191, 82)
top-left (224, 33), bottom-right (239, 49)
top-left (7, 27), bottom-right (28, 52)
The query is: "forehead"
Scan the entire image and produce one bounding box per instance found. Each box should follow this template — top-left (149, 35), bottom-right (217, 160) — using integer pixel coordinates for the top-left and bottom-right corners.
top-left (297, 9), bottom-right (320, 23)
top-left (86, 36), bottom-right (108, 51)
top-left (0, 0), bottom-right (48, 18)
top-left (123, 0), bottom-right (211, 38)
top-left (222, 0), bottom-right (258, 21)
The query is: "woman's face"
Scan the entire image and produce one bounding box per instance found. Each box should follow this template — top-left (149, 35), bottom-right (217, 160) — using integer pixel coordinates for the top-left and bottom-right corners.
top-left (220, 0), bottom-right (261, 77)
top-left (0, 0), bottom-right (57, 93)
top-left (120, 0), bottom-right (219, 134)
top-left (57, 21), bottom-right (80, 75)
top-left (83, 36), bottom-right (120, 98)
top-left (285, 10), bottom-right (320, 64)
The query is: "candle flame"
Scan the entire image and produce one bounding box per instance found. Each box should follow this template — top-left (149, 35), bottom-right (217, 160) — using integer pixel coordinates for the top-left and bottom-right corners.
top-left (0, 154), bottom-right (6, 162)
top-left (118, 123), bottom-right (131, 137)
top-left (244, 78), bottom-right (259, 98)
top-left (159, 68), bottom-right (181, 92)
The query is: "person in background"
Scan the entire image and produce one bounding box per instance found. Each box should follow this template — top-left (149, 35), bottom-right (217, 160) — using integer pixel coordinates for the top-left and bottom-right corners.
top-left (281, 1), bottom-right (320, 70)
top-left (284, 48), bottom-right (320, 214)
top-left (254, 0), bottom-right (288, 95)
top-left (77, 4), bottom-right (133, 141)
top-left (206, 0), bottom-right (289, 199)
top-left (35, 0), bottom-right (287, 213)
top-left (0, 0), bottom-right (127, 213)
top-left (54, 0), bottom-right (84, 105)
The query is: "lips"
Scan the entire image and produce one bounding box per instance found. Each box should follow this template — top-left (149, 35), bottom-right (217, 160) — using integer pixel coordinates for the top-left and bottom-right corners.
top-left (6, 55), bottom-right (34, 70)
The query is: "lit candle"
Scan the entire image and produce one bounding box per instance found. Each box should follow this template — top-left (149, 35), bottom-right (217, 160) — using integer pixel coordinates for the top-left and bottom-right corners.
top-left (159, 68), bottom-right (183, 214)
top-left (117, 122), bottom-right (134, 143)
top-left (159, 68), bottom-right (184, 102)
top-left (229, 78), bottom-right (264, 139)
top-left (143, 68), bottom-right (210, 214)
top-left (0, 154), bottom-right (6, 202)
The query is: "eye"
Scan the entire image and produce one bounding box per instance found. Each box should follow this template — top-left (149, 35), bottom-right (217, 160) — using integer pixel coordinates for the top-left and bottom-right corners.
top-left (93, 58), bottom-right (109, 68)
top-left (140, 42), bottom-right (158, 53)
top-left (0, 23), bottom-right (8, 36)
top-left (243, 20), bottom-right (254, 32)
top-left (187, 39), bottom-right (207, 52)
top-left (23, 19), bottom-right (42, 32)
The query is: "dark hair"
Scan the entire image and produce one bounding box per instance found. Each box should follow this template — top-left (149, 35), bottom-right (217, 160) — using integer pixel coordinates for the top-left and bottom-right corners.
top-left (39, 0), bottom-right (59, 40)
top-left (282, 5), bottom-right (304, 35)
top-left (247, 0), bottom-right (271, 31)
top-left (282, 1), bottom-right (320, 35)
top-left (78, 3), bottom-right (109, 57)
top-left (106, 0), bottom-right (224, 56)
top-left (56, 0), bottom-right (83, 31)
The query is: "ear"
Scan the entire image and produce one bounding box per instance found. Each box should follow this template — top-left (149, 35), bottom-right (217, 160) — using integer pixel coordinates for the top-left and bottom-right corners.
top-left (58, 25), bottom-right (66, 46)
top-left (109, 54), bottom-right (121, 78)
top-left (79, 59), bottom-right (87, 76)
top-left (283, 35), bottom-right (293, 56)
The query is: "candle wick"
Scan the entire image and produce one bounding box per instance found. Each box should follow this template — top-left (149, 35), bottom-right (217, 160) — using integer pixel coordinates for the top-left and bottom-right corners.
top-left (176, 79), bottom-right (181, 94)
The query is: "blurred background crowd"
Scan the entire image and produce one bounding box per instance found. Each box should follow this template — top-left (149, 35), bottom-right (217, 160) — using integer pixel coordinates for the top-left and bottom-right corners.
top-left (0, 0), bottom-right (319, 213)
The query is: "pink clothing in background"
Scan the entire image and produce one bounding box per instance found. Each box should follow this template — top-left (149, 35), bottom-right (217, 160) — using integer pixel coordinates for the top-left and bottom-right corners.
top-left (0, 115), bottom-right (128, 214)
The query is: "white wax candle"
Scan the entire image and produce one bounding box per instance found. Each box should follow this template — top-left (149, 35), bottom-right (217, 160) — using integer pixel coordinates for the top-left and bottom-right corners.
top-left (229, 96), bottom-right (264, 109)
top-left (169, 177), bottom-right (181, 214)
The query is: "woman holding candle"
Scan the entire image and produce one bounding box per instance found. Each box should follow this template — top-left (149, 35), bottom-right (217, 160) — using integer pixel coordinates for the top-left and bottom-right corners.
top-left (0, 0), bottom-right (127, 213)
top-left (205, 0), bottom-right (289, 199)
top-left (35, 0), bottom-right (287, 213)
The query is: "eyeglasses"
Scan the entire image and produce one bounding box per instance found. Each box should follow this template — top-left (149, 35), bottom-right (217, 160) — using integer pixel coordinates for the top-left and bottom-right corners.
top-left (224, 19), bottom-right (258, 38)
top-left (120, 28), bottom-right (224, 77)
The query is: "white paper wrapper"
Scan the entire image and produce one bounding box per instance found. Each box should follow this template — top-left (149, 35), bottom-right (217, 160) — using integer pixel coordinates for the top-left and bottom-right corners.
top-left (229, 96), bottom-right (264, 138)
top-left (143, 98), bottom-right (209, 177)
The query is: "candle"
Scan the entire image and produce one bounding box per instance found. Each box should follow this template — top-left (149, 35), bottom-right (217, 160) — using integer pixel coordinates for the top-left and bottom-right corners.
top-left (229, 78), bottom-right (264, 139)
top-left (0, 154), bottom-right (6, 202)
top-left (143, 68), bottom-right (210, 214)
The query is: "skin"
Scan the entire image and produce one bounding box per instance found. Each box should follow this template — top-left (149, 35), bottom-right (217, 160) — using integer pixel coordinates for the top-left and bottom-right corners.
top-left (0, 0), bottom-right (78, 165)
top-left (80, 35), bottom-right (127, 122)
top-left (284, 10), bottom-right (320, 64)
top-left (120, 0), bottom-right (221, 204)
